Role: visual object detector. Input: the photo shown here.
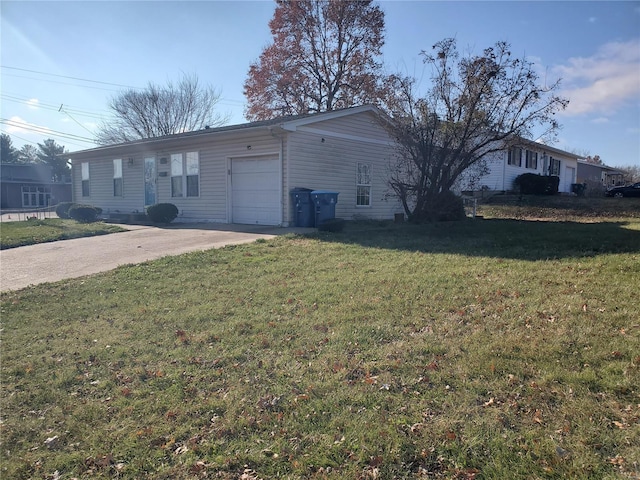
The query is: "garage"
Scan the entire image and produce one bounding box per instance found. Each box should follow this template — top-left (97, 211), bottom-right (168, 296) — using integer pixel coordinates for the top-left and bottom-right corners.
top-left (231, 156), bottom-right (281, 225)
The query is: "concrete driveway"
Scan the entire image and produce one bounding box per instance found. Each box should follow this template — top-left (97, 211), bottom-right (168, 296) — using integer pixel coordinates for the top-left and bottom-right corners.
top-left (0, 223), bottom-right (313, 292)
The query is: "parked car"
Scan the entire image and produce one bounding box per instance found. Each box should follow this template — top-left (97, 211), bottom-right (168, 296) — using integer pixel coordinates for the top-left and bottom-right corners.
top-left (606, 182), bottom-right (640, 197)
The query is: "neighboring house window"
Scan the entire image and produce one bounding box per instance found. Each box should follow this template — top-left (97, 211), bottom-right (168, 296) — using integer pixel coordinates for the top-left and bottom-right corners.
top-left (549, 157), bottom-right (561, 176)
top-left (81, 162), bottom-right (90, 197)
top-left (171, 152), bottom-right (200, 198)
top-left (525, 150), bottom-right (538, 169)
top-left (356, 162), bottom-right (371, 206)
top-left (22, 186), bottom-right (51, 207)
top-left (508, 147), bottom-right (522, 167)
top-left (113, 159), bottom-right (123, 196)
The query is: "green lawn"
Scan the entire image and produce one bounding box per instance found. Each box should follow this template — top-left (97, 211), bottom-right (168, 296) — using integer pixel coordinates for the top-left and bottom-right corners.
top-left (1, 198), bottom-right (639, 479)
top-left (0, 218), bottom-right (126, 249)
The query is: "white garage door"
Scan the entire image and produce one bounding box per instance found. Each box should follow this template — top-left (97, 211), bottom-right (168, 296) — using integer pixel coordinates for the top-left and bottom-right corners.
top-left (231, 156), bottom-right (281, 225)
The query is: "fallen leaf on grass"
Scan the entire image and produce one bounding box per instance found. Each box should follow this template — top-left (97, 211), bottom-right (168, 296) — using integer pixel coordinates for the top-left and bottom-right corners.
top-left (533, 409), bottom-right (543, 424)
top-left (608, 455), bottom-right (625, 466)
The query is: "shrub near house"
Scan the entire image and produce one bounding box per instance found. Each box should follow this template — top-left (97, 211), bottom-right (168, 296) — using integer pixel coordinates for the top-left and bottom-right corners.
top-left (514, 173), bottom-right (559, 195)
top-left (146, 203), bottom-right (179, 224)
top-left (68, 205), bottom-right (100, 223)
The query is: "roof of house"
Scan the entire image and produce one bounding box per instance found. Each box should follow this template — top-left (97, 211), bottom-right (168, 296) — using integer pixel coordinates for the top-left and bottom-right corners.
top-left (577, 159), bottom-right (624, 173)
top-left (66, 103), bottom-right (582, 162)
top-left (66, 105), bottom-right (382, 158)
top-left (0, 163), bottom-right (54, 183)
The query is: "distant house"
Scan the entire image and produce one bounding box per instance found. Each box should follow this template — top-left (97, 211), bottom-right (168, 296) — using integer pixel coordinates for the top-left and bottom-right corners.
top-left (456, 141), bottom-right (581, 195)
top-left (66, 106), bottom-right (402, 226)
top-left (576, 160), bottom-right (624, 188)
top-left (0, 163), bottom-right (72, 210)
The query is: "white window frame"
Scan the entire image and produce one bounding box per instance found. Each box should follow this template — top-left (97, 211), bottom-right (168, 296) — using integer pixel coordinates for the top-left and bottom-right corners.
top-left (508, 147), bottom-right (522, 167)
top-left (356, 162), bottom-right (371, 207)
top-left (549, 157), bottom-right (561, 176)
top-left (81, 162), bottom-right (90, 197)
top-left (22, 186), bottom-right (51, 207)
top-left (525, 150), bottom-right (538, 170)
top-left (171, 152), bottom-right (200, 198)
top-left (185, 151), bottom-right (200, 197)
top-left (113, 158), bottom-right (123, 197)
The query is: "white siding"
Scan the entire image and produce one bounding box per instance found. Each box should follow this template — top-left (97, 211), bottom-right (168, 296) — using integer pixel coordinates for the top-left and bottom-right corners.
top-left (72, 130), bottom-right (281, 222)
top-left (71, 156), bottom-right (145, 214)
top-left (463, 148), bottom-right (579, 194)
top-left (286, 120), bottom-right (400, 223)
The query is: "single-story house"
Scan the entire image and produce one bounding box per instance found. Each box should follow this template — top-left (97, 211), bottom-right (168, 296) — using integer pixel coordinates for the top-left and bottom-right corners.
top-left (0, 163), bottom-right (72, 210)
top-left (456, 140), bottom-right (581, 195)
top-left (66, 105), bottom-right (402, 226)
top-left (67, 105), bottom-right (587, 224)
top-left (576, 160), bottom-right (624, 188)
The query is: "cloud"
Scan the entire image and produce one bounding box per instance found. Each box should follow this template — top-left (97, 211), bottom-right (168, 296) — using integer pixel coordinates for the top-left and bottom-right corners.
top-left (553, 39), bottom-right (640, 116)
top-left (26, 98), bottom-right (39, 109)
top-left (592, 117), bottom-right (609, 124)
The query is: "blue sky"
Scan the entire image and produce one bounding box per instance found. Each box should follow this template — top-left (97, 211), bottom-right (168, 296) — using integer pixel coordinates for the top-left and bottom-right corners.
top-left (1, 1), bottom-right (639, 168)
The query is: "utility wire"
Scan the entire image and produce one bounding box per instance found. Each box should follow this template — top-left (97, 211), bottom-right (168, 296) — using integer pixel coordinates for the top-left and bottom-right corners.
top-left (1, 130), bottom-right (89, 149)
top-left (1, 94), bottom-right (106, 119)
top-left (1, 65), bottom-right (141, 89)
top-left (0, 118), bottom-right (96, 143)
top-left (59, 104), bottom-right (98, 136)
top-left (1, 66), bottom-right (247, 107)
top-left (1, 73), bottom-right (134, 93)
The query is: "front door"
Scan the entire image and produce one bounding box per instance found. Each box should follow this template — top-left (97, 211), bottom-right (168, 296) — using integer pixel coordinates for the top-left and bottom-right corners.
top-left (144, 157), bottom-right (157, 206)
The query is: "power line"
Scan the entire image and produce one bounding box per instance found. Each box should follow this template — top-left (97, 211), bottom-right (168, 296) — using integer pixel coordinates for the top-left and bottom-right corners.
top-left (0, 118), bottom-right (96, 143)
top-left (59, 105), bottom-right (97, 136)
top-left (1, 66), bottom-right (248, 107)
top-left (1, 73), bottom-right (134, 93)
top-left (1, 94), bottom-right (106, 119)
top-left (1, 130), bottom-right (89, 149)
top-left (1, 65), bottom-right (141, 89)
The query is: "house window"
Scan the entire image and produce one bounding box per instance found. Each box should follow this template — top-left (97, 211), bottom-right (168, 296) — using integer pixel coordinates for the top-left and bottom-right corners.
top-left (549, 157), bottom-right (561, 176)
top-left (356, 162), bottom-right (371, 206)
top-left (81, 162), bottom-right (90, 197)
top-left (171, 152), bottom-right (199, 198)
top-left (185, 152), bottom-right (199, 197)
top-left (113, 159), bottom-right (123, 197)
top-left (171, 154), bottom-right (183, 197)
top-left (508, 147), bottom-right (522, 167)
top-left (525, 150), bottom-right (538, 169)
top-left (22, 186), bottom-right (51, 207)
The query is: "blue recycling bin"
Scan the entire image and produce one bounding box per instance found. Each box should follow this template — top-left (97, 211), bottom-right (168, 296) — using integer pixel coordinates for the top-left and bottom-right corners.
top-left (290, 188), bottom-right (315, 227)
top-left (310, 190), bottom-right (339, 227)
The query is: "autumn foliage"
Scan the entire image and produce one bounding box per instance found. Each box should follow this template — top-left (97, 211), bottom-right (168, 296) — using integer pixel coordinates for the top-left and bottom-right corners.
top-left (244, 0), bottom-right (386, 121)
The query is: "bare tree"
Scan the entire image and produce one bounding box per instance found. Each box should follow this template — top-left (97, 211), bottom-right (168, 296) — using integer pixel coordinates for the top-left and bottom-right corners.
top-left (381, 39), bottom-right (568, 221)
top-left (618, 165), bottom-right (640, 183)
top-left (97, 74), bottom-right (229, 145)
top-left (244, 0), bottom-right (386, 121)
